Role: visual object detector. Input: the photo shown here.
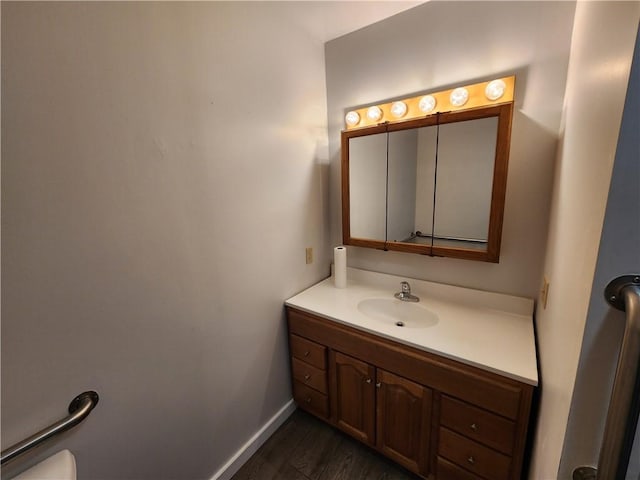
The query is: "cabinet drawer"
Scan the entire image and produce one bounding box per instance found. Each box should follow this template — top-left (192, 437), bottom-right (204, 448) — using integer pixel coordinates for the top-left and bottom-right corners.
top-left (292, 357), bottom-right (327, 394)
top-left (441, 395), bottom-right (516, 455)
top-left (439, 428), bottom-right (511, 480)
top-left (290, 334), bottom-right (326, 370)
top-left (436, 456), bottom-right (484, 480)
top-left (293, 381), bottom-right (329, 418)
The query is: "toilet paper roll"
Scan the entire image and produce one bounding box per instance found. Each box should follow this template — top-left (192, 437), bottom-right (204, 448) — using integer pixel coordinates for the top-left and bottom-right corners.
top-left (334, 246), bottom-right (347, 288)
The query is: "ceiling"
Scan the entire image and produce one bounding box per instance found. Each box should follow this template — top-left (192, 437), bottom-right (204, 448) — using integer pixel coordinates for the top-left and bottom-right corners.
top-left (278, 1), bottom-right (426, 43)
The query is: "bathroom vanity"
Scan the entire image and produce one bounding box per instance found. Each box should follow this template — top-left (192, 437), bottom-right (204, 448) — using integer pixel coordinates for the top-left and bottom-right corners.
top-left (285, 268), bottom-right (537, 480)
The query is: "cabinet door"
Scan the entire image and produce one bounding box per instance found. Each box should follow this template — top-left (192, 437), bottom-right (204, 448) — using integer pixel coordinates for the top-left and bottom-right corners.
top-left (330, 351), bottom-right (376, 444)
top-left (376, 369), bottom-right (432, 476)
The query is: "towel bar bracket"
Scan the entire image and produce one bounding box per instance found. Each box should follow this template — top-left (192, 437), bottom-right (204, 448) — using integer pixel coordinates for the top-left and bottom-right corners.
top-left (605, 275), bottom-right (640, 311)
top-left (572, 466), bottom-right (596, 480)
top-left (68, 391), bottom-right (99, 415)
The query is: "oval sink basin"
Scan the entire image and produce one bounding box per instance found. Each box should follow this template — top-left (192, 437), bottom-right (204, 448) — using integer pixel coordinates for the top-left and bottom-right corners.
top-left (357, 298), bottom-right (439, 328)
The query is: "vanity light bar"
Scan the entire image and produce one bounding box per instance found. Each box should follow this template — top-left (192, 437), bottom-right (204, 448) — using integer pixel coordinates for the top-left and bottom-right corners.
top-left (344, 75), bottom-right (515, 130)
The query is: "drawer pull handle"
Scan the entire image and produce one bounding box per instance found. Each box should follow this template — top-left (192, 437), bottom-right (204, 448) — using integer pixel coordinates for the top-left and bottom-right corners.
top-left (305, 397), bottom-right (312, 403)
top-left (304, 374), bottom-right (311, 380)
top-left (467, 456), bottom-right (475, 465)
top-left (304, 351), bottom-right (310, 357)
top-left (470, 423), bottom-right (478, 431)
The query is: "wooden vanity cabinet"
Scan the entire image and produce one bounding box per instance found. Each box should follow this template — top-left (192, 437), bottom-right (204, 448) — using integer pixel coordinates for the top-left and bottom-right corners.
top-left (376, 368), bottom-right (432, 475)
top-left (330, 351), bottom-right (432, 476)
top-left (287, 306), bottom-right (535, 480)
top-left (331, 351), bottom-right (376, 444)
top-left (289, 333), bottom-right (329, 419)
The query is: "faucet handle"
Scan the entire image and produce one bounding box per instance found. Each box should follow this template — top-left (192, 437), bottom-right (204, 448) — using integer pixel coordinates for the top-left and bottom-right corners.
top-left (395, 281), bottom-right (419, 302)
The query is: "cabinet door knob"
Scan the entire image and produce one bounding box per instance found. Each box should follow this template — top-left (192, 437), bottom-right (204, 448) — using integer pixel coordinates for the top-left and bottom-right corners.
top-left (470, 423), bottom-right (478, 431)
top-left (304, 351), bottom-right (310, 357)
top-left (376, 382), bottom-right (381, 388)
top-left (467, 456), bottom-right (475, 465)
top-left (365, 378), bottom-right (372, 383)
top-left (304, 374), bottom-right (311, 380)
top-left (305, 397), bottom-right (312, 403)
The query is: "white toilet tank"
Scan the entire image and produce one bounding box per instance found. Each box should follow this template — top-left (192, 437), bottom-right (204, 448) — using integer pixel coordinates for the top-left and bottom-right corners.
top-left (12, 450), bottom-right (76, 480)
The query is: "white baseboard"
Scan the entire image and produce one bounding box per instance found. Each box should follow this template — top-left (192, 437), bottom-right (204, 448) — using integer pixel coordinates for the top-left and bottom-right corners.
top-left (210, 399), bottom-right (297, 480)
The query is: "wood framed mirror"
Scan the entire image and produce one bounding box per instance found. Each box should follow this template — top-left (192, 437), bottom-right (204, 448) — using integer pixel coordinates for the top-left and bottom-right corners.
top-left (341, 101), bottom-right (513, 263)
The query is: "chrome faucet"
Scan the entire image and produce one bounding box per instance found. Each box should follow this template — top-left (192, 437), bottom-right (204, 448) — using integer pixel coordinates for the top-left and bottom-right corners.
top-left (394, 281), bottom-right (420, 302)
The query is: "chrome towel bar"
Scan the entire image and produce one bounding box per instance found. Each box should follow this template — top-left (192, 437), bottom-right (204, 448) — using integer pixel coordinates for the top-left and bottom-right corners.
top-left (1, 391), bottom-right (99, 465)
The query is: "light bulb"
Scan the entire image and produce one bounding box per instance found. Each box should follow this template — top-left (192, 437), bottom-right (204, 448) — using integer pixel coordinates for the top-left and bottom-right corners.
top-left (366, 106), bottom-right (383, 122)
top-left (485, 79), bottom-right (506, 101)
top-left (418, 95), bottom-right (436, 113)
top-left (390, 101), bottom-right (407, 118)
top-left (345, 111), bottom-right (360, 127)
top-left (450, 87), bottom-right (469, 107)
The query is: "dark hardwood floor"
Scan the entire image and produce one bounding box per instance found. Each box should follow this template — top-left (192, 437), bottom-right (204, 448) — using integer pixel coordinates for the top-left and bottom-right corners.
top-left (231, 409), bottom-right (421, 480)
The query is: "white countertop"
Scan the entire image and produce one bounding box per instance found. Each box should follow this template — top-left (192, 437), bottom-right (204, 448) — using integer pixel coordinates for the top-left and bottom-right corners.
top-left (285, 268), bottom-right (538, 386)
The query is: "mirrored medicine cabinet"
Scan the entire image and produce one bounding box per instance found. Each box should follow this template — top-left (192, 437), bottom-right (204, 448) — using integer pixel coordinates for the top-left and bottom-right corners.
top-left (341, 79), bottom-right (514, 263)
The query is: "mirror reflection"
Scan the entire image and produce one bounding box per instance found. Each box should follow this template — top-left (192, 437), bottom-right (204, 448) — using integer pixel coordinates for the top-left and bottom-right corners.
top-left (349, 132), bottom-right (387, 240)
top-left (342, 103), bottom-right (512, 262)
top-left (387, 117), bottom-right (498, 251)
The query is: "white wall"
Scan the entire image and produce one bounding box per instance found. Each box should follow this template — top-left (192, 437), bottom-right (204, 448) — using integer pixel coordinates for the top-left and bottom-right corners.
top-left (530, 3), bottom-right (640, 478)
top-left (436, 118), bottom-right (496, 240)
top-left (1, 3), bottom-right (332, 479)
top-left (414, 118), bottom-right (497, 240)
top-left (415, 126), bottom-right (437, 234)
top-left (325, 1), bottom-right (576, 299)
top-left (387, 129), bottom-right (417, 242)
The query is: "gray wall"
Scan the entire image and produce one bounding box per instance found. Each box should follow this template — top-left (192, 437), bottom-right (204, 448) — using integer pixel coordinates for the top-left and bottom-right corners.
top-left (528, 3), bottom-right (640, 477)
top-left (1, 3), bottom-right (331, 479)
top-left (325, 1), bottom-right (576, 298)
top-left (558, 23), bottom-right (640, 479)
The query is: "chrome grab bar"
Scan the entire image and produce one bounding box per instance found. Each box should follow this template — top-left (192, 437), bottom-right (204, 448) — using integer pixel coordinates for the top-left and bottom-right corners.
top-left (1, 391), bottom-right (99, 465)
top-left (597, 276), bottom-right (640, 479)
